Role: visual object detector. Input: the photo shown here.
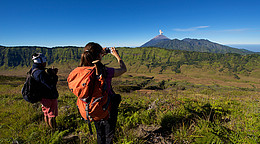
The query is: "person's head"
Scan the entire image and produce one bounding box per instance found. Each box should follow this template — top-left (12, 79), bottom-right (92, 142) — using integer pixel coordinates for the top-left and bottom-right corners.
top-left (32, 53), bottom-right (47, 67)
top-left (80, 42), bottom-right (103, 66)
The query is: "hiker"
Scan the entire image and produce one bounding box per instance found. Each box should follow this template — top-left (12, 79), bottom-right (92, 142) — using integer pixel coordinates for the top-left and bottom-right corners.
top-left (79, 42), bottom-right (127, 144)
top-left (31, 53), bottom-right (59, 130)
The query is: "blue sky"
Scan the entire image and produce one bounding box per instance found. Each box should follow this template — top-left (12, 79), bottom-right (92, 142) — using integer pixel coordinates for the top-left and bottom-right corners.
top-left (0, 0), bottom-right (260, 49)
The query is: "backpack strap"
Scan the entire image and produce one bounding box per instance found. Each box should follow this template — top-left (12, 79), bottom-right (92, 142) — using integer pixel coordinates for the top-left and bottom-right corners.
top-left (30, 68), bottom-right (39, 79)
top-left (81, 98), bottom-right (93, 135)
top-left (102, 95), bottom-right (110, 111)
top-left (76, 103), bottom-right (93, 135)
top-left (79, 70), bottom-right (96, 135)
top-left (85, 102), bottom-right (93, 135)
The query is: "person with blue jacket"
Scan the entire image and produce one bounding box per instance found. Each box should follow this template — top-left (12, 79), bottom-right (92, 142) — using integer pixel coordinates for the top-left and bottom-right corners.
top-left (31, 53), bottom-right (59, 130)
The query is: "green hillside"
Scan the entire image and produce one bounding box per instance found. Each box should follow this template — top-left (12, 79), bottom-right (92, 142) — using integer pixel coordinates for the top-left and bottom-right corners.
top-left (0, 46), bottom-right (259, 143)
top-left (113, 47), bottom-right (260, 75)
top-left (0, 46), bottom-right (259, 78)
top-left (0, 46), bottom-right (82, 68)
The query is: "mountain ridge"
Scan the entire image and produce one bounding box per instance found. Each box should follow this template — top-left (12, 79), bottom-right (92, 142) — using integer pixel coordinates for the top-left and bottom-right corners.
top-left (141, 35), bottom-right (257, 55)
top-left (0, 46), bottom-right (259, 78)
top-left (141, 34), bottom-right (171, 47)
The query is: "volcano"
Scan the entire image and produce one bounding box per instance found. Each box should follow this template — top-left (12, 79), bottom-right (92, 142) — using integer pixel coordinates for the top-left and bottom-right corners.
top-left (141, 34), bottom-right (170, 47)
top-left (140, 31), bottom-right (257, 55)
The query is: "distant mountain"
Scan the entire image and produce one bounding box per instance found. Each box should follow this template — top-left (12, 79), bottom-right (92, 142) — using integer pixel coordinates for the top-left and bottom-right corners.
top-left (141, 36), bottom-right (256, 55)
top-left (228, 44), bottom-right (260, 52)
top-left (141, 34), bottom-right (171, 47)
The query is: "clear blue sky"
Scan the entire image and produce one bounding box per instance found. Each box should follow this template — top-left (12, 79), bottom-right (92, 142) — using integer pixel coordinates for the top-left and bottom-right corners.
top-left (0, 0), bottom-right (260, 48)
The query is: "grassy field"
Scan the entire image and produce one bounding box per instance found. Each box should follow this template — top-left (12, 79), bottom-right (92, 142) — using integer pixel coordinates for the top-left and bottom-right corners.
top-left (0, 63), bottom-right (259, 143)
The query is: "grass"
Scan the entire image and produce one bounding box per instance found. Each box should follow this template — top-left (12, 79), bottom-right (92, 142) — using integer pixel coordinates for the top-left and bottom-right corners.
top-left (0, 71), bottom-right (259, 143)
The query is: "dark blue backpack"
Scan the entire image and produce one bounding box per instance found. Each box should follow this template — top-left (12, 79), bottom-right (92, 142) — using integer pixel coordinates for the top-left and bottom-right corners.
top-left (21, 68), bottom-right (43, 103)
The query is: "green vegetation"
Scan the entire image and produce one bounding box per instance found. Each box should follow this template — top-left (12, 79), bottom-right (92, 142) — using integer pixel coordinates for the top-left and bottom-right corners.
top-left (0, 46), bottom-right (82, 68)
top-left (0, 74), bottom-right (259, 143)
top-left (0, 46), bottom-right (259, 143)
top-left (1, 46), bottom-right (259, 79)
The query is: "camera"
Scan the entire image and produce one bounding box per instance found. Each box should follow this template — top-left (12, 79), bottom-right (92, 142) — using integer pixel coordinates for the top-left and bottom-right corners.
top-left (47, 67), bottom-right (58, 75)
top-left (105, 47), bottom-right (113, 54)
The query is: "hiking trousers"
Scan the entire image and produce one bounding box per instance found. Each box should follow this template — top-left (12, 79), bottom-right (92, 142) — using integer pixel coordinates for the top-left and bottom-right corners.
top-left (94, 94), bottom-right (121, 144)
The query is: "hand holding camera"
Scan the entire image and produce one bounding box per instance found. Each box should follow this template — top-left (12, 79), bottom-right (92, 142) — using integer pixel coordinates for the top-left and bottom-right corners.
top-left (103, 47), bottom-right (121, 62)
top-left (104, 47), bottom-right (119, 56)
top-left (105, 47), bottom-right (113, 54)
top-left (47, 66), bottom-right (58, 75)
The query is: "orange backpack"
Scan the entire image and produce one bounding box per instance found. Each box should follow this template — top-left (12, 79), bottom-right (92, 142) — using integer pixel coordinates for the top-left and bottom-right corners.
top-left (67, 66), bottom-right (111, 134)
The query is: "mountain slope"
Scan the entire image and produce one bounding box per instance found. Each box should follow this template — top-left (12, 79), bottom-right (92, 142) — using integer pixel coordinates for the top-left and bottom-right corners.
top-left (141, 34), bottom-right (170, 47)
top-left (0, 46), bottom-right (259, 79)
top-left (141, 36), bottom-right (256, 55)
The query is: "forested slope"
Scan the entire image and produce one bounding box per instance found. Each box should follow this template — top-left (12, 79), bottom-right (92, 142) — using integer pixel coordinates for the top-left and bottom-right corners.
top-left (0, 46), bottom-right (82, 67)
top-left (0, 46), bottom-right (259, 78)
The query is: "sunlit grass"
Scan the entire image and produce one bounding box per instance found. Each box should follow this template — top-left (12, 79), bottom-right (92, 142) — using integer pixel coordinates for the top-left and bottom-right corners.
top-left (0, 74), bottom-right (259, 143)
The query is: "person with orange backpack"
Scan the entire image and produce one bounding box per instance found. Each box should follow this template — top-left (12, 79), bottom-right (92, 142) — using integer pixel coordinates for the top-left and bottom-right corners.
top-left (67, 42), bottom-right (127, 144)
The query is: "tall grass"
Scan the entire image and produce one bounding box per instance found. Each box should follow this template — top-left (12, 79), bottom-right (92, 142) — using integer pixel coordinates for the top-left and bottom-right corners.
top-left (0, 75), bottom-right (259, 143)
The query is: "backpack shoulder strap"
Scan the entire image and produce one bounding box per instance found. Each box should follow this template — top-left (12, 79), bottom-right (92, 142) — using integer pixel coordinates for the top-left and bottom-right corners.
top-left (30, 68), bottom-right (41, 80)
top-left (31, 68), bottom-right (39, 75)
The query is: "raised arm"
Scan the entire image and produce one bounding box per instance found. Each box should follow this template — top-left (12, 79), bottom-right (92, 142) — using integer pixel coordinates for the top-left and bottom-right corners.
top-left (110, 47), bottom-right (127, 77)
